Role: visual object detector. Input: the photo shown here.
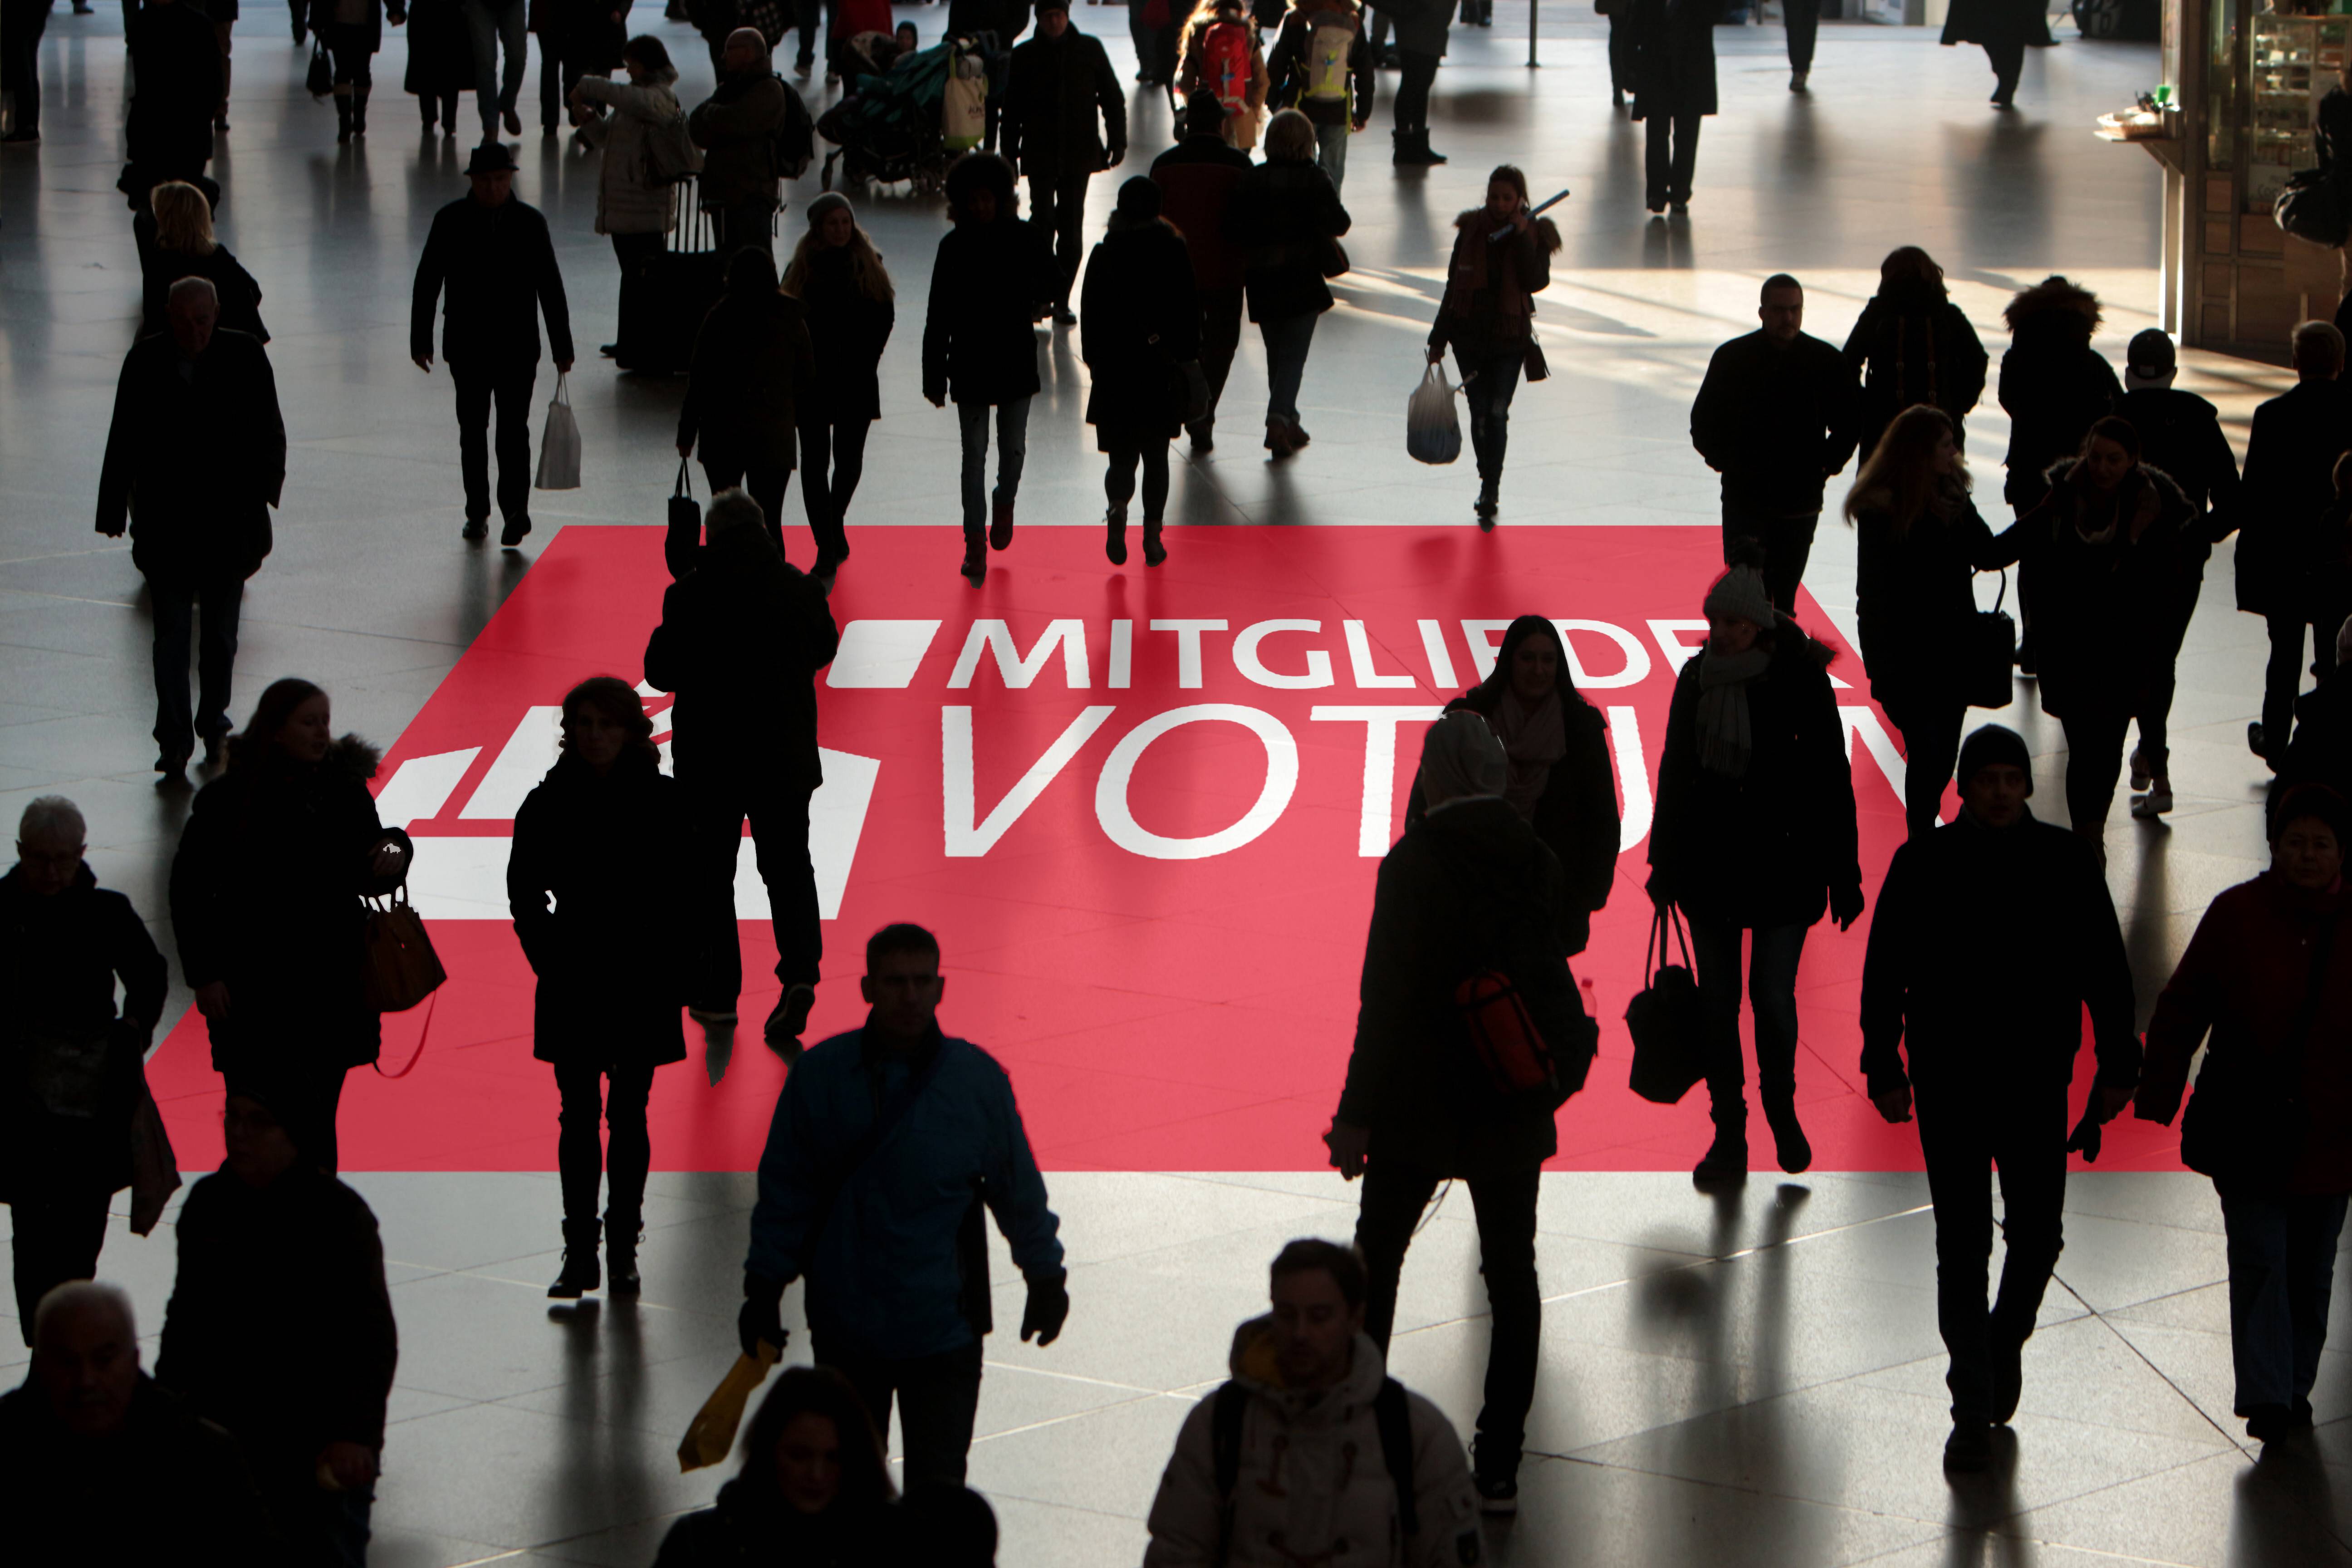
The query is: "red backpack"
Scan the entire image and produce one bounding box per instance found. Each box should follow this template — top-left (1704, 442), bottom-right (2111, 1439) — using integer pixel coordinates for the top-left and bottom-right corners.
top-left (1202, 19), bottom-right (1253, 116)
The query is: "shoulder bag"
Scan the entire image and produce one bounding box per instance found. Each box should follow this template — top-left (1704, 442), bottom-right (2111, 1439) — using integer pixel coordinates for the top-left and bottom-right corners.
top-left (1965, 568), bottom-right (2018, 710)
top-left (666, 458), bottom-right (703, 580)
top-left (2180, 917), bottom-right (2337, 1191)
top-left (362, 882), bottom-right (448, 1014)
top-left (1626, 905), bottom-right (1706, 1104)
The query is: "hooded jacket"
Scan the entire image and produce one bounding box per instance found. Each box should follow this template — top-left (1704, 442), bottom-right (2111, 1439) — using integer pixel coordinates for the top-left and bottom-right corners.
top-left (1996, 278), bottom-right (2120, 507)
top-left (1840, 281), bottom-right (1989, 460)
top-left (1427, 210), bottom-right (1559, 361)
top-left (1080, 213), bottom-right (1202, 444)
top-left (1142, 1319), bottom-right (1479, 1568)
top-left (688, 70), bottom-right (799, 210)
top-left (576, 70), bottom-right (684, 237)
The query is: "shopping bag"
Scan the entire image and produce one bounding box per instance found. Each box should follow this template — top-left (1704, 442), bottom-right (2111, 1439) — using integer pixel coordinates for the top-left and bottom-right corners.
top-left (361, 883), bottom-right (447, 1013)
top-left (1406, 363), bottom-right (1462, 466)
top-left (666, 458), bottom-right (703, 579)
top-left (306, 42), bottom-right (334, 99)
top-left (534, 374), bottom-right (582, 490)
top-left (1625, 906), bottom-right (1707, 1104)
top-left (128, 1092), bottom-right (181, 1236)
top-left (677, 1341), bottom-right (781, 1472)
top-left (1965, 568), bottom-right (2018, 710)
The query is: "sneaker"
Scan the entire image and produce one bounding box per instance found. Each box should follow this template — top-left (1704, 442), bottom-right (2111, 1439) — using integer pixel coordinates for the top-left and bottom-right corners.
top-left (1943, 1420), bottom-right (1994, 1472)
top-left (2129, 746), bottom-right (2151, 791)
top-left (765, 983), bottom-right (816, 1047)
top-left (989, 497), bottom-right (1014, 551)
top-left (500, 515), bottom-right (531, 548)
top-left (2130, 787), bottom-right (2174, 819)
top-left (461, 518), bottom-right (489, 541)
top-left (1474, 1470), bottom-right (1519, 1516)
top-left (1789, 70), bottom-right (1808, 92)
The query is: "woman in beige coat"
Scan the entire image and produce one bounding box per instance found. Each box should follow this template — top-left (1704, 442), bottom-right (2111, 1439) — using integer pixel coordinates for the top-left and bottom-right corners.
top-left (572, 35), bottom-right (683, 363)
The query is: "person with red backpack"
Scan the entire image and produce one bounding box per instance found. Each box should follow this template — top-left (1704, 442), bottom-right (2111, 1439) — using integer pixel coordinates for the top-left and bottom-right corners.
top-left (1268, 0), bottom-right (1372, 190)
top-left (1175, 0), bottom-right (1269, 150)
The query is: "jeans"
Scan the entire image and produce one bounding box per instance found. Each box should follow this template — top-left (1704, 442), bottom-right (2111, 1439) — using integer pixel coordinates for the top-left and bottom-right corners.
top-left (1356, 1159), bottom-right (1540, 1470)
top-left (699, 456), bottom-right (792, 561)
top-left (957, 399), bottom-right (1029, 538)
top-left (1393, 49), bottom-right (1436, 134)
top-left (2220, 1189), bottom-right (2350, 1416)
top-left (1916, 1088), bottom-right (2067, 1424)
top-left (1457, 345), bottom-right (1524, 480)
top-left (9, 1186), bottom-right (110, 1344)
top-left (611, 231), bottom-right (661, 363)
top-left (2264, 610), bottom-right (2342, 759)
top-left (1644, 109), bottom-right (1702, 207)
top-left (148, 571), bottom-right (244, 763)
top-left (682, 769), bottom-right (820, 1009)
top-left (798, 416), bottom-right (867, 565)
top-left (1196, 286), bottom-right (1245, 428)
top-left (1260, 312), bottom-right (1318, 426)
top-left (815, 1336), bottom-right (985, 1491)
top-left (1314, 119), bottom-right (1350, 191)
top-left (451, 360), bottom-right (537, 525)
top-left (554, 1061), bottom-right (654, 1227)
top-left (1720, 504), bottom-right (1818, 613)
top-left (1105, 439), bottom-right (1171, 520)
top-left (462, 0), bottom-right (528, 134)
top-left (2, 0), bottom-right (51, 136)
top-left (2059, 702), bottom-right (2131, 839)
top-left (1686, 917), bottom-right (1808, 1128)
top-left (1028, 169), bottom-right (1091, 310)
top-left (1785, 0), bottom-right (1817, 72)
top-left (225, 1059), bottom-right (349, 1174)
top-left (1880, 691), bottom-right (1965, 839)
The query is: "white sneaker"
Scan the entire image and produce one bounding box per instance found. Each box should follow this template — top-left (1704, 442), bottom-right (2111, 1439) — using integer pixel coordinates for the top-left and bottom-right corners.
top-left (2131, 787), bottom-right (2174, 819)
top-left (2129, 746), bottom-right (2151, 791)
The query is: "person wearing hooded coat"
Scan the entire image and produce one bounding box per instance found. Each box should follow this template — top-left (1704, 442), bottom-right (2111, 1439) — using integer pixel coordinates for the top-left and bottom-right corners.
top-left (1649, 552), bottom-right (1863, 1183)
top-left (1427, 165), bottom-right (1561, 526)
top-left (679, 250), bottom-right (818, 563)
top-left (1939, 0), bottom-right (2051, 109)
top-left (1840, 245), bottom-right (1988, 464)
top-left (652, 1366), bottom-right (897, 1566)
top-left (404, 0), bottom-right (475, 131)
top-left (1404, 617), bottom-right (1619, 956)
top-left (1625, 0), bottom-right (1718, 215)
top-left (572, 35), bottom-right (680, 370)
top-left (508, 677), bottom-right (692, 1300)
top-left (1327, 712), bottom-right (1593, 1509)
top-left (1996, 275), bottom-right (2119, 518)
top-left (1082, 178), bottom-right (1200, 569)
top-left (169, 678), bottom-right (414, 1176)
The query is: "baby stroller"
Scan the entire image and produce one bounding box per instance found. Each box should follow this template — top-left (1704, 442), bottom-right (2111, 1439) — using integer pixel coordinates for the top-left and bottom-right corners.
top-left (817, 37), bottom-right (990, 196)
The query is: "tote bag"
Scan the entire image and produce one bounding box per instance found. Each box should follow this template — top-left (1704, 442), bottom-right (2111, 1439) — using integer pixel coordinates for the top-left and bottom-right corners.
top-left (666, 458), bottom-right (703, 579)
top-left (1965, 569), bottom-right (2019, 710)
top-left (1626, 906), bottom-right (1707, 1104)
top-left (534, 374), bottom-right (582, 490)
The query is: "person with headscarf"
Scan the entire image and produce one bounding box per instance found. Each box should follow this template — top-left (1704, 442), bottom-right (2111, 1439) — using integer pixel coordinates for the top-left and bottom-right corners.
top-left (1327, 710), bottom-right (1592, 1513)
top-left (1649, 548), bottom-right (1862, 1184)
top-left (678, 249), bottom-right (818, 563)
top-left (1080, 177), bottom-right (1199, 569)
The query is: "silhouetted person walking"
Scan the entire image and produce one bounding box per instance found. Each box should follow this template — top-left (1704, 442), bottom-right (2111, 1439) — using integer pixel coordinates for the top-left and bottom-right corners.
top-left (1152, 95), bottom-right (1251, 452)
top-left (783, 193), bottom-right (896, 587)
top-left (1941, 0), bottom-right (2050, 109)
top-left (1081, 177), bottom-right (1198, 568)
top-left (1229, 108), bottom-right (1350, 460)
top-left (1996, 274), bottom-right (2118, 519)
top-left (1841, 246), bottom-right (1986, 464)
top-left (1264, 0), bottom-right (1372, 190)
top-left (1427, 165), bottom-right (1561, 525)
top-left (125, 0), bottom-right (222, 187)
top-left (678, 250), bottom-right (817, 559)
top-left (689, 27), bottom-right (803, 262)
top-left (1627, 0), bottom-right (1718, 214)
top-left (1002, 0), bottom-right (1126, 323)
top-left (463, 0), bottom-right (529, 137)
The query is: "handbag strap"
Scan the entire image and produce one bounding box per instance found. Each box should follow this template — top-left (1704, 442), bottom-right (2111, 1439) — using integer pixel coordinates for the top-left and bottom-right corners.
top-left (674, 457), bottom-right (693, 500)
top-left (373, 988), bottom-right (437, 1080)
top-left (1644, 905), bottom-right (1693, 982)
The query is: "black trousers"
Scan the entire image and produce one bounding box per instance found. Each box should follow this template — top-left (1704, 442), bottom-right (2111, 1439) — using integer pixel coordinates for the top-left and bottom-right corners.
top-left (815, 1336), bottom-right (985, 1491)
top-left (10, 1186), bottom-right (110, 1344)
top-left (700, 457), bottom-right (792, 561)
top-left (1104, 436), bottom-right (1171, 520)
top-left (1720, 503), bottom-right (1818, 612)
top-left (2, 0), bottom-right (50, 136)
top-left (1197, 285), bottom-right (1244, 427)
top-left (451, 359), bottom-right (537, 525)
top-left (539, 39), bottom-right (590, 130)
top-left (1916, 1087), bottom-right (2066, 1425)
top-left (1459, 344), bottom-right (1524, 480)
top-left (2264, 609), bottom-right (2342, 758)
top-left (2059, 701), bottom-right (2131, 838)
top-left (1784, 0), bottom-right (1817, 72)
top-left (148, 570), bottom-right (244, 763)
top-left (227, 1057), bottom-right (351, 1174)
top-left (792, 0), bottom-right (822, 65)
top-left (611, 231), bottom-right (661, 362)
top-left (1644, 109), bottom-right (1701, 207)
top-left (1880, 691), bottom-right (1965, 839)
top-left (1606, 10), bottom-right (1634, 95)
top-left (1028, 169), bottom-right (1091, 309)
top-left (553, 1060), bottom-right (654, 1228)
top-left (683, 769), bottom-right (820, 1011)
top-left (321, 22), bottom-right (374, 87)
top-left (1984, 38), bottom-right (2024, 97)
top-left (1393, 49), bottom-right (1437, 133)
top-left (1356, 1159), bottom-right (1540, 1469)
top-left (797, 415), bottom-right (868, 565)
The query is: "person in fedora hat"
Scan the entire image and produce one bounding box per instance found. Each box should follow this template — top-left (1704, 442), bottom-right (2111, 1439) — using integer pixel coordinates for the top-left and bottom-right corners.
top-left (410, 142), bottom-right (573, 548)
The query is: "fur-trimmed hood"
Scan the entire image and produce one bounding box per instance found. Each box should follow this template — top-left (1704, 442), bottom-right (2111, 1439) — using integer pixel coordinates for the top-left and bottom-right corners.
top-left (1451, 207), bottom-right (1563, 255)
top-left (1769, 612), bottom-right (1841, 673)
top-left (2040, 454), bottom-right (2191, 508)
top-left (2004, 274), bottom-right (2102, 343)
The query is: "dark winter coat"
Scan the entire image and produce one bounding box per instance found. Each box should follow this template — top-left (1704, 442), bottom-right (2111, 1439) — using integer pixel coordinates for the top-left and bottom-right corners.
top-left (508, 750), bottom-right (691, 1068)
top-left (1266, 3), bottom-right (1373, 127)
top-left (125, 0), bottom-right (221, 181)
top-left (2115, 386), bottom-right (2240, 523)
top-left (96, 328), bottom-right (285, 584)
top-left (921, 216), bottom-right (1057, 406)
top-left (405, 0), bottom-right (475, 97)
top-left (1627, 0), bottom-right (1720, 121)
top-left (689, 71), bottom-right (798, 211)
top-left (2228, 377), bottom-right (2352, 617)
top-left (304, 0), bottom-right (403, 54)
top-left (791, 247), bottom-right (895, 423)
top-left (1335, 798), bottom-right (1580, 1177)
top-left (539, 0), bottom-right (632, 73)
top-left (2141, 871), bottom-right (2352, 1195)
top-left (1081, 215), bottom-right (1201, 447)
top-left (1229, 157), bottom-right (1351, 324)
top-left (169, 738), bottom-right (413, 1078)
top-left (1151, 133), bottom-right (1254, 293)
top-left (653, 1480), bottom-right (887, 1567)
top-left (2320, 86), bottom-right (2352, 176)
top-left (1839, 284), bottom-right (1988, 461)
top-left (680, 288), bottom-right (816, 472)
top-left (0, 1375), bottom-right (282, 1568)
top-left (2283, 667), bottom-right (2352, 801)
top-left (1997, 279), bottom-right (2120, 509)
top-left (1689, 329), bottom-right (1864, 517)
top-left (0, 864), bottom-right (168, 1203)
top-left (134, 219), bottom-right (269, 343)
top-left (409, 194), bottom-right (575, 368)
top-left (157, 1165), bottom-right (397, 1489)
top-left (643, 531), bottom-right (840, 790)
top-left (1003, 27), bottom-right (1127, 179)
top-left (1859, 806), bottom-right (2136, 1103)
top-left (1427, 210), bottom-right (1558, 362)
top-left (1649, 618), bottom-right (1862, 931)
top-left (1852, 482), bottom-right (2003, 715)
top-left (1940, 0), bottom-right (2053, 49)
top-left (1987, 459), bottom-right (2192, 719)
top-left (1384, 0), bottom-right (1448, 56)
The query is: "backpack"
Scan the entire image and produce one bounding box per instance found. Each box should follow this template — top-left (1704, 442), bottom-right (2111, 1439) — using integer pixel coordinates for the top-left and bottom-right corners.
top-left (1202, 19), bottom-right (1254, 116)
top-left (771, 76), bottom-right (817, 180)
top-left (1303, 12), bottom-right (1357, 103)
top-left (1210, 1377), bottom-right (1417, 1567)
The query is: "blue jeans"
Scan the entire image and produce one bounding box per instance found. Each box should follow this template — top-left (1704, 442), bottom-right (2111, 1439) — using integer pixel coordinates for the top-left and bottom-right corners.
top-left (2220, 1189), bottom-right (2349, 1416)
top-left (956, 398), bottom-right (1029, 538)
top-left (1260, 311), bottom-right (1318, 427)
top-left (1686, 916), bottom-right (1808, 1126)
top-left (462, 0), bottom-right (527, 135)
top-left (1314, 120), bottom-right (1350, 191)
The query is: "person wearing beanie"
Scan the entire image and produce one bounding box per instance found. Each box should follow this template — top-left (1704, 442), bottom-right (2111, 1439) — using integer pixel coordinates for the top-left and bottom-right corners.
top-left (1002, 0), bottom-right (1127, 324)
top-left (1860, 720), bottom-right (2137, 1472)
top-left (1649, 551), bottom-right (1862, 1184)
top-left (2136, 781), bottom-right (2352, 1445)
top-left (679, 250), bottom-right (817, 562)
top-left (1079, 177), bottom-right (1199, 568)
top-left (782, 192), bottom-right (896, 587)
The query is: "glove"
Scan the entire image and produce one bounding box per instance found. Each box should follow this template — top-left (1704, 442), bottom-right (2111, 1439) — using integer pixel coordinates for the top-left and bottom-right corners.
top-left (2064, 1104), bottom-right (2103, 1164)
top-left (1830, 884), bottom-right (1865, 932)
top-left (738, 1272), bottom-right (788, 1359)
top-left (1105, 143), bottom-right (1127, 169)
top-left (1020, 1271), bottom-right (1070, 1346)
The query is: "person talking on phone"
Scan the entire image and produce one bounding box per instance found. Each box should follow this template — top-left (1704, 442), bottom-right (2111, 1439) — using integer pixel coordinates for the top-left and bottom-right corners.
top-left (1426, 165), bottom-right (1562, 528)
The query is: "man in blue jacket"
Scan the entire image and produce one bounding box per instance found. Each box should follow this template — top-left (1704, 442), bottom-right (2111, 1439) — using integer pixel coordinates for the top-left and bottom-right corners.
top-left (740, 922), bottom-right (1069, 1489)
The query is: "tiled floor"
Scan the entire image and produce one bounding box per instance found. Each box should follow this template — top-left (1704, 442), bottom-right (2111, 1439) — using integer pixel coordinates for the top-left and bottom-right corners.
top-left (4, 8), bottom-right (2349, 1566)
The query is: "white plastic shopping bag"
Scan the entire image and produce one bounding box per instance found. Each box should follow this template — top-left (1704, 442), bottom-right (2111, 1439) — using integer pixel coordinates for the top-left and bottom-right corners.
top-left (534, 373), bottom-right (582, 490)
top-left (1406, 363), bottom-right (1462, 466)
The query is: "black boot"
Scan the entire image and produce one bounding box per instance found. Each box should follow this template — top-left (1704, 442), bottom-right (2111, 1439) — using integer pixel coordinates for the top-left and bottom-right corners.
top-left (335, 92), bottom-right (353, 143)
top-left (1475, 475), bottom-right (1498, 528)
top-left (960, 527), bottom-right (987, 587)
top-left (1142, 517), bottom-right (1167, 567)
top-left (1417, 130), bottom-right (1447, 164)
top-left (1693, 1103), bottom-right (1748, 1185)
top-left (1763, 1099), bottom-right (1812, 1175)
top-left (353, 83), bottom-right (371, 136)
top-left (605, 1212), bottom-right (642, 1298)
top-left (1105, 506), bottom-right (1128, 566)
top-left (548, 1220), bottom-right (601, 1298)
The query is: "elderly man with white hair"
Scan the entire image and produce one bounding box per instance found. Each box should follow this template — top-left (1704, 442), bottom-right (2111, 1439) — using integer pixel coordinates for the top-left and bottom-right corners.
top-left (96, 274), bottom-right (287, 783)
top-left (0, 1282), bottom-right (279, 1563)
top-left (0, 798), bottom-right (168, 1341)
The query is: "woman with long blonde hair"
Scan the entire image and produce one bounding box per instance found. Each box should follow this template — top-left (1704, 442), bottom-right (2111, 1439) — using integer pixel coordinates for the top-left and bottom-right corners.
top-left (781, 193), bottom-right (895, 587)
top-left (1176, 0), bottom-right (1269, 149)
top-left (137, 181), bottom-right (269, 342)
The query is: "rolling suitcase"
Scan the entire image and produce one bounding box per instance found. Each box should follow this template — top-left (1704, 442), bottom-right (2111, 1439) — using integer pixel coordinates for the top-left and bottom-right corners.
top-left (620, 176), bottom-right (726, 375)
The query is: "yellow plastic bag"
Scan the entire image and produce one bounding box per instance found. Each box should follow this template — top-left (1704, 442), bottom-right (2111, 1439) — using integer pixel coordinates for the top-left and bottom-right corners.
top-left (676, 1342), bottom-right (780, 1472)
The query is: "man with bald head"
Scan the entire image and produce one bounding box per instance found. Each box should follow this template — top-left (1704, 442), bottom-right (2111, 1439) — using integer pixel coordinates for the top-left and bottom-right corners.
top-left (96, 275), bottom-right (286, 782)
top-left (689, 28), bottom-right (808, 263)
top-left (0, 1283), bottom-right (279, 1563)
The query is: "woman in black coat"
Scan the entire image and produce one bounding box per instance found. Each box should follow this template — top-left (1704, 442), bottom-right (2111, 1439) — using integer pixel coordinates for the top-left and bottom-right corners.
top-left (1626, 0), bottom-right (1719, 215)
top-left (508, 678), bottom-right (691, 1300)
top-left (404, 0), bottom-right (473, 132)
top-left (1082, 178), bottom-right (1200, 569)
top-left (784, 193), bottom-right (896, 588)
top-left (305, 0), bottom-right (407, 142)
top-left (1842, 246), bottom-right (1988, 464)
top-left (169, 679), bottom-right (414, 1176)
top-left (1843, 405), bottom-right (2002, 838)
top-left (136, 179), bottom-right (268, 343)
top-left (1648, 553), bottom-right (1862, 1183)
top-left (1940, 0), bottom-right (2051, 109)
top-left (1997, 275), bottom-right (2119, 516)
top-left (1229, 108), bottom-right (1350, 461)
top-left (652, 1366), bottom-right (896, 1567)
top-left (680, 250), bottom-right (818, 564)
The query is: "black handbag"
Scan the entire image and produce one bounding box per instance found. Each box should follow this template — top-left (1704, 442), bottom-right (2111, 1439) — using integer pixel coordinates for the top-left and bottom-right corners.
top-left (306, 41), bottom-right (334, 100)
top-left (665, 458), bottom-right (702, 580)
top-left (1965, 569), bottom-right (2018, 710)
top-left (2276, 170), bottom-right (2352, 249)
top-left (1626, 906), bottom-right (1707, 1105)
top-left (2180, 918), bottom-right (2336, 1191)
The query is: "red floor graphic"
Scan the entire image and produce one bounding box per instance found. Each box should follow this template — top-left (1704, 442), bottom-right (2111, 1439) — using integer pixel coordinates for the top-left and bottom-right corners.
top-left (147, 525), bottom-right (2189, 1175)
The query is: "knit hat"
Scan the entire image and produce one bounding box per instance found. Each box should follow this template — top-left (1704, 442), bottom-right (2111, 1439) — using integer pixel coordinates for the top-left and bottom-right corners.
top-left (1701, 562), bottom-right (1774, 631)
top-left (704, 488), bottom-right (768, 541)
top-left (805, 191), bottom-right (853, 229)
top-left (1956, 724), bottom-right (2033, 794)
top-left (1418, 710), bottom-right (1507, 809)
top-left (1115, 176), bottom-right (1161, 221)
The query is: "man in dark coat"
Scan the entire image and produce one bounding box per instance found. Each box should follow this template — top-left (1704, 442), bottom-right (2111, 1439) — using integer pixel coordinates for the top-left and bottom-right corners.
top-left (0, 799), bottom-right (168, 1339)
top-left (125, 0), bottom-right (222, 186)
top-left (410, 142), bottom-right (573, 549)
top-left (1002, 0), bottom-right (1126, 323)
top-left (2230, 320), bottom-right (2352, 765)
top-left (158, 1093), bottom-right (398, 1568)
top-left (1152, 94), bottom-right (1253, 452)
top-left (1627, 0), bottom-right (1718, 213)
top-left (1859, 724), bottom-right (2137, 1472)
top-left (1689, 274), bottom-right (1863, 612)
top-left (688, 27), bottom-right (804, 261)
top-left (644, 490), bottom-right (841, 1050)
top-left (96, 277), bottom-right (286, 779)
top-left (0, 1282), bottom-right (284, 1567)
top-left (1328, 713), bottom-right (1590, 1513)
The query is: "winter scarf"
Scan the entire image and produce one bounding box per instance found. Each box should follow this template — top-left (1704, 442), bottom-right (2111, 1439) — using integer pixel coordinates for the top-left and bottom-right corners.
top-left (1490, 688), bottom-right (1566, 820)
top-left (1695, 647), bottom-right (1771, 779)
